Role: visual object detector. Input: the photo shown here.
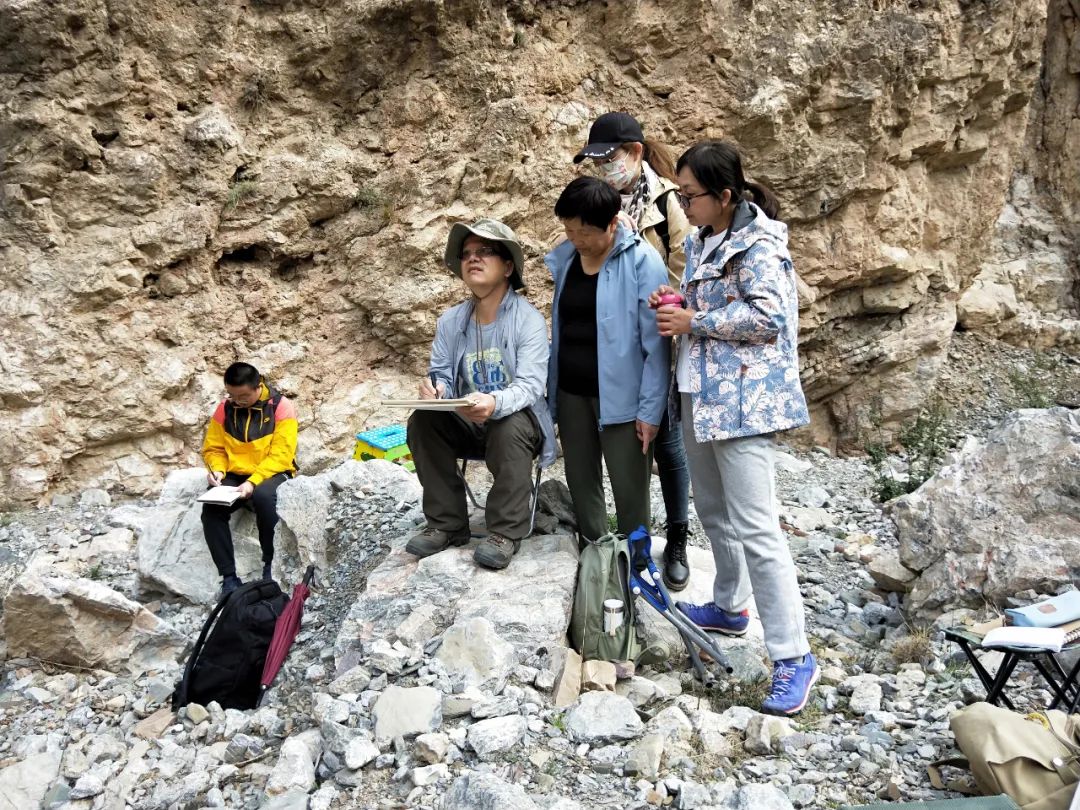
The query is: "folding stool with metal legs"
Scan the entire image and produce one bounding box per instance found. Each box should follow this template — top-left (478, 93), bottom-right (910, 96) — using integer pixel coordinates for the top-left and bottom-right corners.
top-left (627, 526), bottom-right (733, 687)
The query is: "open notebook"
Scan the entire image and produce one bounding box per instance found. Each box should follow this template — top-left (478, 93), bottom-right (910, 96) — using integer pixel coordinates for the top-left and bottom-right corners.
top-left (196, 486), bottom-right (244, 506)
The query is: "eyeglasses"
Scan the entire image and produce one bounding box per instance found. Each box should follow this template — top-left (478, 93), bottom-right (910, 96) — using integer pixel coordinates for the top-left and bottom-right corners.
top-left (675, 190), bottom-right (711, 208)
top-left (460, 246), bottom-right (501, 261)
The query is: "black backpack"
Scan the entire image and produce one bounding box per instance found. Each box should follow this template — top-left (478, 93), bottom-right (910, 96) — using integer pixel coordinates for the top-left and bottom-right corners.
top-left (653, 189), bottom-right (674, 258)
top-left (172, 580), bottom-right (289, 711)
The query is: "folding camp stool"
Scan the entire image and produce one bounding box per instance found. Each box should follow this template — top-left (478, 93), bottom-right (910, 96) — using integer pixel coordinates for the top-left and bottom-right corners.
top-left (944, 626), bottom-right (1080, 713)
top-left (458, 457), bottom-right (543, 536)
top-left (626, 527), bottom-right (733, 687)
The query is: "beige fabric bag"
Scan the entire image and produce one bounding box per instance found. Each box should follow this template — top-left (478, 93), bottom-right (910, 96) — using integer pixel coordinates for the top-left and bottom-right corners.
top-left (940, 702), bottom-right (1080, 810)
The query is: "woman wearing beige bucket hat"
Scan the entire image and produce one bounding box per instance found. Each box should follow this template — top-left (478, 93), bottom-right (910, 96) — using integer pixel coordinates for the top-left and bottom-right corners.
top-left (405, 218), bottom-right (557, 570)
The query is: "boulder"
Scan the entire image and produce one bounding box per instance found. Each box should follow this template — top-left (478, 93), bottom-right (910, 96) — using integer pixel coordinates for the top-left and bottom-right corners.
top-left (957, 279), bottom-right (1019, 328)
top-left (565, 691), bottom-right (643, 743)
top-left (335, 533), bottom-right (577, 675)
top-left (436, 616), bottom-right (516, 688)
top-left (466, 714), bottom-right (527, 760)
top-left (727, 783), bottom-right (795, 809)
top-left (137, 469), bottom-right (263, 604)
top-left (866, 550), bottom-right (916, 593)
top-left (265, 729), bottom-right (322, 796)
top-left (0, 750), bottom-right (62, 810)
top-left (443, 772), bottom-right (539, 810)
top-left (2, 563), bottom-right (182, 673)
top-left (893, 408), bottom-right (1080, 615)
top-left (276, 458), bottom-right (421, 573)
top-left (372, 685), bottom-right (442, 741)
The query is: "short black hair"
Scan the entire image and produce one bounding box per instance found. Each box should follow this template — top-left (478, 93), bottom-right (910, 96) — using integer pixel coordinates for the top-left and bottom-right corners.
top-left (554, 176), bottom-right (620, 230)
top-left (224, 362), bottom-right (261, 388)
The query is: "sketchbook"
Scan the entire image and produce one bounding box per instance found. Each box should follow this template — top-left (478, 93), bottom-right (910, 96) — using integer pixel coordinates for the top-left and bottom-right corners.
top-left (981, 626), bottom-right (1067, 653)
top-left (196, 486), bottom-right (244, 506)
top-left (383, 398), bottom-right (478, 411)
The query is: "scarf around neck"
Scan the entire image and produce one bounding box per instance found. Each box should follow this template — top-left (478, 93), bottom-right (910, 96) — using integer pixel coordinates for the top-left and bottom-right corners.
top-left (620, 159), bottom-right (661, 228)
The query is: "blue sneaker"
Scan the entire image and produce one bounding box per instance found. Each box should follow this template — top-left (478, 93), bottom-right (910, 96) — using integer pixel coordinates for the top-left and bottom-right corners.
top-left (676, 602), bottom-right (750, 636)
top-left (761, 653), bottom-right (820, 716)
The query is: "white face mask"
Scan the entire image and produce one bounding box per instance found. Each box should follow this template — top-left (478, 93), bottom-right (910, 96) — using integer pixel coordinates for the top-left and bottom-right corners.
top-left (598, 155), bottom-right (637, 191)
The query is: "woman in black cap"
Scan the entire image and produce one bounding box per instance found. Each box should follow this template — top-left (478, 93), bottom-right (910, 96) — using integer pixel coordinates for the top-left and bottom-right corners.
top-left (573, 111), bottom-right (694, 592)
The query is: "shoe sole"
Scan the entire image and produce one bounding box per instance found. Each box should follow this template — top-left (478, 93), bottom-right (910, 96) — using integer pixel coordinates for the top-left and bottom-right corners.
top-left (762, 666), bottom-right (821, 716)
top-left (661, 571), bottom-right (689, 592)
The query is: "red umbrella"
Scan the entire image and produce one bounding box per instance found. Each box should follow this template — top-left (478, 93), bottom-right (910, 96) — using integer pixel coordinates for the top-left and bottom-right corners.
top-left (259, 565), bottom-right (316, 705)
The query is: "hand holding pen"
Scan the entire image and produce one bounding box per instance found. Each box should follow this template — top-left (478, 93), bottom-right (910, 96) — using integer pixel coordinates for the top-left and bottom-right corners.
top-left (419, 372), bottom-right (445, 400)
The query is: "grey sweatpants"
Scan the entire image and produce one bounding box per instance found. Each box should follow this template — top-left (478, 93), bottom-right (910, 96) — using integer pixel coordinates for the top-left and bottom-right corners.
top-left (680, 395), bottom-right (809, 662)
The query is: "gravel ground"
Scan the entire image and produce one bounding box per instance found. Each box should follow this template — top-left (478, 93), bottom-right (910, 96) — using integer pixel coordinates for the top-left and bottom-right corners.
top-left (0, 332), bottom-right (1075, 809)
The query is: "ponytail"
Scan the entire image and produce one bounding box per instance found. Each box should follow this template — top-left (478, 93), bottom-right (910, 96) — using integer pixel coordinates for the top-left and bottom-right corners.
top-left (677, 140), bottom-right (783, 221)
top-left (641, 137), bottom-right (677, 182)
top-left (743, 180), bottom-right (780, 220)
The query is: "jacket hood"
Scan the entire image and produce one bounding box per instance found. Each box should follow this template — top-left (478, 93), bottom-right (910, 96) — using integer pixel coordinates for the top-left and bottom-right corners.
top-left (697, 200), bottom-right (788, 260)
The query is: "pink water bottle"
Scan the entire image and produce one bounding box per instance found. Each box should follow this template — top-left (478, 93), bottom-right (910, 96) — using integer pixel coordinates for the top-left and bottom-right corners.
top-left (652, 292), bottom-right (686, 309)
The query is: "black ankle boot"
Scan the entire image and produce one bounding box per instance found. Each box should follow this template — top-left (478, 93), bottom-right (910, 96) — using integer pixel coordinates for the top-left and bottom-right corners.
top-left (662, 522), bottom-right (690, 591)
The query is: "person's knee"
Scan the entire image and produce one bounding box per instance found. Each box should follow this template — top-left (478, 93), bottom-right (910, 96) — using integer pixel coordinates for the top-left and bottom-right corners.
top-left (487, 412), bottom-right (539, 454)
top-left (201, 505), bottom-right (228, 524)
top-left (250, 487), bottom-right (278, 512)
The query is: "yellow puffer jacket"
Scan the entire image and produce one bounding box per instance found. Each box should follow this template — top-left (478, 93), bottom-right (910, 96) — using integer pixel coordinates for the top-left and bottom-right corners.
top-left (202, 383), bottom-right (298, 486)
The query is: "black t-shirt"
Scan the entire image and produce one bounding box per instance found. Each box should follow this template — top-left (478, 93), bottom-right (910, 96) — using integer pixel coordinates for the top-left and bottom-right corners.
top-left (557, 254), bottom-right (600, 398)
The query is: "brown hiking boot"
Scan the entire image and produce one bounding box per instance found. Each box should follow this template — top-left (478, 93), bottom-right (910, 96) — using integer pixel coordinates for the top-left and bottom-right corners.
top-left (405, 527), bottom-right (470, 558)
top-left (473, 533), bottom-right (520, 570)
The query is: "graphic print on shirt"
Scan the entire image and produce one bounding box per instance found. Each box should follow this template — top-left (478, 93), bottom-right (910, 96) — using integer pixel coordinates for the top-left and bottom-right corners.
top-left (462, 347), bottom-right (511, 394)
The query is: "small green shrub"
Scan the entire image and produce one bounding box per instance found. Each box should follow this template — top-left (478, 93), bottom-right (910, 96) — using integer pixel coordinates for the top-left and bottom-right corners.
top-left (224, 180), bottom-right (258, 211)
top-left (353, 186), bottom-right (384, 209)
top-left (863, 394), bottom-right (953, 502)
top-left (1008, 367), bottom-right (1054, 409)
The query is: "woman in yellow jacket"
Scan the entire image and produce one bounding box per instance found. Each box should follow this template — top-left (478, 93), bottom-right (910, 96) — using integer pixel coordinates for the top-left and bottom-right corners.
top-left (202, 362), bottom-right (297, 595)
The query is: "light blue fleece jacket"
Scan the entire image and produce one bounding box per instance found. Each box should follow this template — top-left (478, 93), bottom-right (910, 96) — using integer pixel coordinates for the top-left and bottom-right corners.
top-left (427, 288), bottom-right (557, 468)
top-left (545, 225), bottom-right (671, 427)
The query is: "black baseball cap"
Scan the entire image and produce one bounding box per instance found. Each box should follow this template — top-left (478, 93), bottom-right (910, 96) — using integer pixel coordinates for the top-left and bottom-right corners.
top-left (572, 112), bottom-right (645, 164)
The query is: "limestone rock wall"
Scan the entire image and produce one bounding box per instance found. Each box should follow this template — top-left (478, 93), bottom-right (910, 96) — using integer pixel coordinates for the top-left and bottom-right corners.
top-left (0, 0), bottom-right (1053, 503)
top-left (958, 0), bottom-right (1080, 349)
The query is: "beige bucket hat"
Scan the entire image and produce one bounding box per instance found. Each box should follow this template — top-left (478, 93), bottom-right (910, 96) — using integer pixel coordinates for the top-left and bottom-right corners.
top-left (444, 218), bottom-right (526, 290)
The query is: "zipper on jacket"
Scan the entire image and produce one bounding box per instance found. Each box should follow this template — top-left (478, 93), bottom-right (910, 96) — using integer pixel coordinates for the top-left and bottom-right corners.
top-left (738, 364), bottom-right (746, 429)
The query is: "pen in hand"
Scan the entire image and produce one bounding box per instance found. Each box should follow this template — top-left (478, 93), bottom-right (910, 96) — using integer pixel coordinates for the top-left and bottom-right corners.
top-left (429, 373), bottom-right (441, 399)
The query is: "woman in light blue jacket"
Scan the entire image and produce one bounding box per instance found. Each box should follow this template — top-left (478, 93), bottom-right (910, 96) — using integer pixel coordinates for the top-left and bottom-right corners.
top-left (651, 140), bottom-right (816, 716)
top-left (546, 177), bottom-right (670, 542)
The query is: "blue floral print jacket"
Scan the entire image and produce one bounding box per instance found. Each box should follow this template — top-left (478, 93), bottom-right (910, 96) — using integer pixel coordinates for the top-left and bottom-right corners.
top-left (678, 200), bottom-right (810, 442)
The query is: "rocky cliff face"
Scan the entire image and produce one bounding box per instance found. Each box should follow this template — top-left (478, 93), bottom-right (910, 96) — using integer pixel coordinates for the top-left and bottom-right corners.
top-left (0, 0), bottom-right (1063, 503)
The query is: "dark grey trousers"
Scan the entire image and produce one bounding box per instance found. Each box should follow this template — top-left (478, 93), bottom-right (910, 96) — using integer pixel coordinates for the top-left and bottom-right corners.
top-left (407, 409), bottom-right (541, 540)
top-left (557, 390), bottom-right (653, 542)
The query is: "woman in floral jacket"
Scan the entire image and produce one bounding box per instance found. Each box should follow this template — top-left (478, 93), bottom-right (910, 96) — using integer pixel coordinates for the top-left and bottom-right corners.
top-left (650, 140), bottom-right (817, 716)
